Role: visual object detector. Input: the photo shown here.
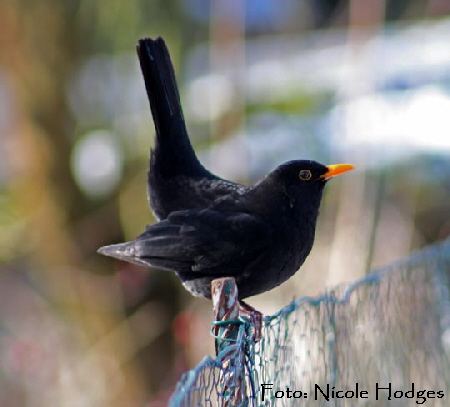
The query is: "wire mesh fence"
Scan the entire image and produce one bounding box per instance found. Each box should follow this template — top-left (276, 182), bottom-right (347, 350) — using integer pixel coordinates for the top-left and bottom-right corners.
top-left (170, 238), bottom-right (450, 406)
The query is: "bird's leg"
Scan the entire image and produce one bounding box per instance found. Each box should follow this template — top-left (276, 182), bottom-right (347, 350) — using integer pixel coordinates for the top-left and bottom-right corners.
top-left (239, 300), bottom-right (262, 342)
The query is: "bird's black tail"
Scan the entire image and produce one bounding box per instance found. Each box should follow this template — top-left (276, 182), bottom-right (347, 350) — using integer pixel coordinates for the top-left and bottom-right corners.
top-left (137, 37), bottom-right (210, 177)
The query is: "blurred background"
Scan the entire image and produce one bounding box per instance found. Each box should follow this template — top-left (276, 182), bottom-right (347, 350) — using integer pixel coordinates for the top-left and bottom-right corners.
top-left (1, 0), bottom-right (450, 405)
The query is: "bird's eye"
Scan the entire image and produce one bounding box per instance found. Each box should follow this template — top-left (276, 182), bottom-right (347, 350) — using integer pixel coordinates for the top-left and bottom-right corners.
top-left (298, 170), bottom-right (312, 181)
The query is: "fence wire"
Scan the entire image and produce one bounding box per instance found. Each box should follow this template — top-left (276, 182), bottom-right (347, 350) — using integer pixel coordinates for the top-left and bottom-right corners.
top-left (171, 238), bottom-right (450, 406)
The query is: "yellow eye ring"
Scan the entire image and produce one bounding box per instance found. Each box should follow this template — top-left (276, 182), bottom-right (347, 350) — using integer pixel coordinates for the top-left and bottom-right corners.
top-left (298, 169), bottom-right (312, 181)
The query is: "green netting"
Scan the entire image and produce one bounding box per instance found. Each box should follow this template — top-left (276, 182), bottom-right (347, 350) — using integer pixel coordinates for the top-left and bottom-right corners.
top-left (171, 238), bottom-right (450, 406)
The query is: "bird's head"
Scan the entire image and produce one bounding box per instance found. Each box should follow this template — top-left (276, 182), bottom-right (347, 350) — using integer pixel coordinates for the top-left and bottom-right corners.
top-left (263, 160), bottom-right (355, 207)
top-left (272, 160), bottom-right (354, 185)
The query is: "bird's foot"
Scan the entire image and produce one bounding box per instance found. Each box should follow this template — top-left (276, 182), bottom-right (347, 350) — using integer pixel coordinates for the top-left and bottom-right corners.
top-left (239, 300), bottom-right (262, 342)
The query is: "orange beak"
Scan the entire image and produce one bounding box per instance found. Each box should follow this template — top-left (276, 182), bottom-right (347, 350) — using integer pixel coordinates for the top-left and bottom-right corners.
top-left (322, 164), bottom-right (355, 180)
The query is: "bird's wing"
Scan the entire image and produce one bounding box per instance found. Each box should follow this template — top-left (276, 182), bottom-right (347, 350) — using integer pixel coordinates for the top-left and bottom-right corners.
top-left (132, 209), bottom-right (272, 275)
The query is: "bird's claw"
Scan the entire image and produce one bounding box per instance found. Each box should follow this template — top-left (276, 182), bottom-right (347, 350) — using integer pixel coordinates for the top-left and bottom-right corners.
top-left (239, 301), bottom-right (262, 342)
top-left (249, 311), bottom-right (262, 342)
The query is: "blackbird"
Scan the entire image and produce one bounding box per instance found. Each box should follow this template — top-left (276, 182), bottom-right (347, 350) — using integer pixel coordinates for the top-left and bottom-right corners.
top-left (98, 37), bottom-right (354, 323)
